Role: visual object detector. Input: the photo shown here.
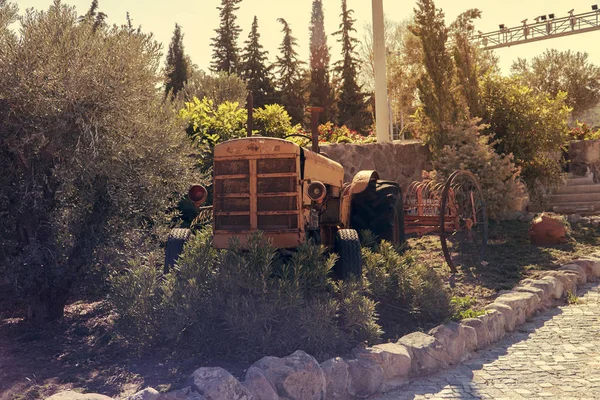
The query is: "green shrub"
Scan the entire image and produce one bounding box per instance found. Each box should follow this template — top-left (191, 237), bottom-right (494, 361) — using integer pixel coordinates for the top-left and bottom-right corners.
top-left (362, 241), bottom-right (452, 339)
top-left (450, 296), bottom-right (486, 320)
top-left (111, 229), bottom-right (380, 358)
top-left (253, 104), bottom-right (295, 138)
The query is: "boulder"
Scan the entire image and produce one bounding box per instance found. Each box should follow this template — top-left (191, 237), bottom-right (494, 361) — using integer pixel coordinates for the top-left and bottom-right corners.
top-left (460, 324), bottom-right (477, 357)
top-left (579, 257), bottom-right (600, 277)
top-left (514, 285), bottom-right (546, 306)
top-left (519, 278), bottom-right (556, 304)
top-left (427, 322), bottom-right (465, 366)
top-left (188, 367), bottom-right (253, 400)
top-left (46, 392), bottom-right (112, 400)
top-left (353, 343), bottom-right (411, 392)
top-left (129, 388), bottom-right (160, 400)
top-left (250, 350), bottom-right (326, 400)
top-left (483, 303), bottom-right (516, 332)
top-left (540, 273), bottom-right (566, 298)
top-left (560, 264), bottom-right (587, 284)
top-left (397, 332), bottom-right (442, 375)
top-left (565, 260), bottom-right (594, 281)
top-left (158, 388), bottom-right (205, 400)
top-left (346, 359), bottom-right (384, 398)
top-left (494, 290), bottom-right (540, 323)
top-left (243, 367), bottom-right (279, 400)
top-left (461, 317), bottom-right (490, 350)
top-left (479, 310), bottom-right (505, 342)
top-left (320, 357), bottom-right (351, 400)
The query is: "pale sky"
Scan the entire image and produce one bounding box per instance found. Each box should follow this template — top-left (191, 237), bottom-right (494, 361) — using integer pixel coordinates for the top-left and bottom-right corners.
top-left (14, 0), bottom-right (600, 75)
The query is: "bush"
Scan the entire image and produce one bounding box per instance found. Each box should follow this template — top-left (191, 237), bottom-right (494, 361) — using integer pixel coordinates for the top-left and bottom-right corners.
top-left (430, 118), bottom-right (525, 219)
top-left (180, 70), bottom-right (248, 105)
top-left (569, 120), bottom-right (600, 141)
top-left (362, 241), bottom-right (452, 340)
top-left (287, 122), bottom-right (377, 146)
top-left (253, 104), bottom-right (295, 138)
top-left (0, 2), bottom-right (197, 321)
top-left (111, 229), bottom-right (380, 358)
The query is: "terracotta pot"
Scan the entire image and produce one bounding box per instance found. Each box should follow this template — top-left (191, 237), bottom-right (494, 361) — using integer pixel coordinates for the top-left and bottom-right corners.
top-left (529, 215), bottom-right (568, 246)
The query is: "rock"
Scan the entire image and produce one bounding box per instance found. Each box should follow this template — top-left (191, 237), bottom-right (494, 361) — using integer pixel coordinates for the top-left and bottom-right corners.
top-left (397, 332), bottom-right (442, 375)
top-left (568, 214), bottom-right (582, 224)
top-left (250, 350), bottom-right (326, 400)
top-left (539, 275), bottom-right (563, 299)
top-left (346, 359), bottom-right (384, 398)
top-left (188, 367), bottom-right (253, 400)
top-left (158, 388), bottom-right (205, 400)
top-left (514, 285), bottom-right (546, 306)
top-left (566, 260), bottom-right (594, 281)
top-left (518, 212), bottom-right (536, 222)
top-left (46, 392), bottom-right (113, 400)
top-left (519, 278), bottom-right (556, 304)
top-left (461, 317), bottom-right (490, 350)
top-left (353, 343), bottom-right (411, 392)
top-left (560, 264), bottom-right (587, 285)
top-left (579, 257), bottom-right (600, 277)
top-left (129, 388), bottom-right (160, 400)
top-left (243, 367), bottom-right (278, 400)
top-left (427, 322), bottom-right (465, 366)
top-left (320, 357), bottom-right (350, 400)
top-left (479, 310), bottom-right (505, 342)
top-left (552, 271), bottom-right (578, 296)
top-left (461, 324), bottom-right (477, 356)
top-left (483, 303), bottom-right (516, 332)
top-left (494, 290), bottom-right (540, 323)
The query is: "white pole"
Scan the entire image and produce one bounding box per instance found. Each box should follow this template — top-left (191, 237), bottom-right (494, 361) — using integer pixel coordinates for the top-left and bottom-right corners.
top-left (372, 0), bottom-right (390, 143)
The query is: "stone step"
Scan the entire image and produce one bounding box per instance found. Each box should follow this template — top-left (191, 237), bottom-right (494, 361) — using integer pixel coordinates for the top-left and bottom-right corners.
top-left (554, 184), bottom-right (600, 195)
top-left (547, 192), bottom-right (600, 203)
top-left (566, 175), bottom-right (595, 186)
top-left (544, 200), bottom-right (600, 214)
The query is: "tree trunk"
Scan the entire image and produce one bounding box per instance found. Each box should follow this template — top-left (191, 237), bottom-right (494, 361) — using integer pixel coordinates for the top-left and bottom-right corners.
top-left (27, 289), bottom-right (69, 322)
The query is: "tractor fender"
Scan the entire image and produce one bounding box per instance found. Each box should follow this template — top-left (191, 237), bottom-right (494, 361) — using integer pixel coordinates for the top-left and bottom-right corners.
top-left (349, 170), bottom-right (379, 194)
top-left (340, 170), bottom-right (379, 228)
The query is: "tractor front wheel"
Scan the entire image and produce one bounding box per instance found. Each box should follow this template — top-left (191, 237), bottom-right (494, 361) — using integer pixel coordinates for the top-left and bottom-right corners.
top-left (334, 229), bottom-right (362, 280)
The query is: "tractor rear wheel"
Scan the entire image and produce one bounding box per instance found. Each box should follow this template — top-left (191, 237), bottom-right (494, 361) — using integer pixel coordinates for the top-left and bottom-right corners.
top-left (351, 180), bottom-right (405, 245)
top-left (334, 229), bottom-right (362, 280)
top-left (164, 228), bottom-right (192, 273)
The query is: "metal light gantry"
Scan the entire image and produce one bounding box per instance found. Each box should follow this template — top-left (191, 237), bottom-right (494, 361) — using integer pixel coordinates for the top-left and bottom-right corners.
top-left (473, 6), bottom-right (600, 50)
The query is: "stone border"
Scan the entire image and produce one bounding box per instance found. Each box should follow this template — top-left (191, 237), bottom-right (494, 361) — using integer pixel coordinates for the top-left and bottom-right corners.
top-left (49, 253), bottom-right (600, 400)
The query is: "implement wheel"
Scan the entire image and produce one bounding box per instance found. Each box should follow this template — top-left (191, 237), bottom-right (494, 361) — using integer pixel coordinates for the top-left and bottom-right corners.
top-left (334, 229), bottom-right (362, 280)
top-left (351, 180), bottom-right (406, 246)
top-left (164, 228), bottom-right (192, 274)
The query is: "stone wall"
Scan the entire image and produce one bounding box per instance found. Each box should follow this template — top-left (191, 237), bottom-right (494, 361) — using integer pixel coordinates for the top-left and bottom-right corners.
top-left (320, 140), bottom-right (432, 187)
top-left (569, 139), bottom-right (600, 181)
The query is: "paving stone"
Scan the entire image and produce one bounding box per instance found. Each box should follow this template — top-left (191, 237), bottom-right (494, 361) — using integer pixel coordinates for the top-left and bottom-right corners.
top-left (372, 282), bottom-right (600, 400)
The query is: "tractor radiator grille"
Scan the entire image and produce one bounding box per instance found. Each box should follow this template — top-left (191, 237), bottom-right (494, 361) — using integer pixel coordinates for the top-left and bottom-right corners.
top-left (213, 158), bottom-right (300, 232)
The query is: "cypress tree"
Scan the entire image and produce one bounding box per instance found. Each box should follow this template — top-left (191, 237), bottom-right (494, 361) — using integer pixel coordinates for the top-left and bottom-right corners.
top-left (165, 23), bottom-right (190, 99)
top-left (308, 0), bottom-right (334, 122)
top-left (240, 16), bottom-right (275, 108)
top-left (210, 0), bottom-right (243, 75)
top-left (274, 18), bottom-right (306, 124)
top-left (333, 0), bottom-right (370, 131)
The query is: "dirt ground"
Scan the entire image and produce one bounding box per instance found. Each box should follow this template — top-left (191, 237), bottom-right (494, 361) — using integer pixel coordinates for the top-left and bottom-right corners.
top-left (1, 220), bottom-right (597, 399)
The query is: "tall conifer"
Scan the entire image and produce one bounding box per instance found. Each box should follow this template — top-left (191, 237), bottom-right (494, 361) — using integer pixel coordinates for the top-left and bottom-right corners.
top-left (211, 0), bottom-right (242, 74)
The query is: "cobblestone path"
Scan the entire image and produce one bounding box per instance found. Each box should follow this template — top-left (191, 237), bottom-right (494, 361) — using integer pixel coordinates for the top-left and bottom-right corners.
top-left (373, 282), bottom-right (600, 400)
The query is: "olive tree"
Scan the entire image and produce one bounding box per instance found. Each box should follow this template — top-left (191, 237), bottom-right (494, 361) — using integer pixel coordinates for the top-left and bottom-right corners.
top-left (0, 0), bottom-right (197, 321)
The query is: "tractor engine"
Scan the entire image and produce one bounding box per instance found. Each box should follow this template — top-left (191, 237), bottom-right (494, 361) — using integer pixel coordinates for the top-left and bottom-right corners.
top-left (211, 136), bottom-right (345, 249)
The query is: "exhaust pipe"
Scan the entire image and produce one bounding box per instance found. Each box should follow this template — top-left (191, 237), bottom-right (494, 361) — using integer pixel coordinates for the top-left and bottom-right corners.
top-left (306, 106), bottom-right (324, 154)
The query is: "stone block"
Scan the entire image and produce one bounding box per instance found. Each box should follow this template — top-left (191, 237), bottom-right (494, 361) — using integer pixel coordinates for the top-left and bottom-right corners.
top-left (353, 343), bottom-right (411, 392)
top-left (461, 317), bottom-right (490, 350)
top-left (243, 367), bottom-right (278, 400)
top-left (461, 323), bottom-right (477, 356)
top-left (484, 303), bottom-right (516, 332)
top-left (567, 260), bottom-right (594, 281)
top-left (346, 359), bottom-right (384, 398)
top-left (427, 322), bottom-right (465, 366)
top-left (494, 290), bottom-right (540, 322)
top-left (540, 274), bottom-right (564, 299)
top-left (520, 278), bottom-right (556, 304)
top-left (397, 332), bottom-right (442, 375)
top-left (320, 357), bottom-right (351, 400)
top-left (560, 264), bottom-right (587, 285)
top-left (188, 367), bottom-right (253, 400)
top-left (579, 256), bottom-right (600, 277)
top-left (479, 310), bottom-right (505, 342)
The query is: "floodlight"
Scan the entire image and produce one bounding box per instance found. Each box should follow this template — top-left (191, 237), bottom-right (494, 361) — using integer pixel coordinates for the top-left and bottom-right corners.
top-left (593, 5), bottom-right (599, 11)
top-left (568, 8), bottom-right (575, 14)
top-left (521, 19), bottom-right (528, 24)
top-left (540, 15), bottom-right (547, 21)
top-left (549, 13), bottom-right (555, 18)
top-left (499, 24), bottom-right (505, 29)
